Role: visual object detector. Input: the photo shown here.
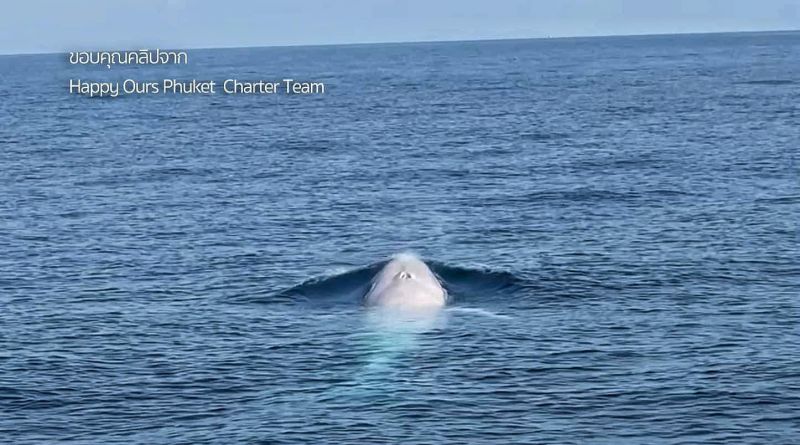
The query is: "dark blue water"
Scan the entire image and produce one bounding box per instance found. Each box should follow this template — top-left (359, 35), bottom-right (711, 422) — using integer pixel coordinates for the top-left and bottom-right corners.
top-left (1, 32), bottom-right (799, 444)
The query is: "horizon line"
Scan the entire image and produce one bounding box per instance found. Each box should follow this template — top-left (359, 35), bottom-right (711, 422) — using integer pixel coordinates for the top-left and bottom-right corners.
top-left (1, 27), bottom-right (797, 57)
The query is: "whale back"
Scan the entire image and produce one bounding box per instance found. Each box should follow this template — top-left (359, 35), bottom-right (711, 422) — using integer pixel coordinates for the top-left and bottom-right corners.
top-left (364, 255), bottom-right (446, 309)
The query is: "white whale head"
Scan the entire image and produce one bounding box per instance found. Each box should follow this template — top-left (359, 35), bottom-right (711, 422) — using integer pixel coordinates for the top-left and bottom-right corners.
top-left (364, 254), bottom-right (447, 310)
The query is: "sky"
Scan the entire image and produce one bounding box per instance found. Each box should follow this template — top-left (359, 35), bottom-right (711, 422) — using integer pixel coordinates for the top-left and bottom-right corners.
top-left (1, 0), bottom-right (798, 54)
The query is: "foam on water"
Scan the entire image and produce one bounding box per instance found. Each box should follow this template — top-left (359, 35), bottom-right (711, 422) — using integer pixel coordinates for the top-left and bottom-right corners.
top-left (445, 307), bottom-right (514, 319)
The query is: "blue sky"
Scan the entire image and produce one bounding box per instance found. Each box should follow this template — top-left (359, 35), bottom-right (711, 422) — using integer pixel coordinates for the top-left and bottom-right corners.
top-left (1, 0), bottom-right (798, 54)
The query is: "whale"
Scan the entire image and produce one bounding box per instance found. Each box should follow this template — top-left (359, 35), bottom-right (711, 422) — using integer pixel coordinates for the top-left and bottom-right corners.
top-left (364, 254), bottom-right (447, 310)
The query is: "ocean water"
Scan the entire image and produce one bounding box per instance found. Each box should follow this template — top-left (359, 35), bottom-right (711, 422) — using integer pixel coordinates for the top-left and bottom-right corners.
top-left (1, 31), bottom-right (799, 444)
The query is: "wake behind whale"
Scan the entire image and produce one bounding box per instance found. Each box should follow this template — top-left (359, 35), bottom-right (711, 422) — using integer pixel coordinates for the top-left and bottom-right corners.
top-left (252, 254), bottom-right (525, 403)
top-left (269, 253), bottom-right (525, 310)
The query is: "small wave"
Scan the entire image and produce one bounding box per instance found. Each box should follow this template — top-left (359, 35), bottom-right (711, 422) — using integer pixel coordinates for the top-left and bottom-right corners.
top-left (524, 189), bottom-right (637, 203)
top-left (738, 79), bottom-right (794, 86)
top-left (518, 131), bottom-right (568, 141)
top-left (74, 167), bottom-right (215, 187)
top-left (754, 195), bottom-right (800, 204)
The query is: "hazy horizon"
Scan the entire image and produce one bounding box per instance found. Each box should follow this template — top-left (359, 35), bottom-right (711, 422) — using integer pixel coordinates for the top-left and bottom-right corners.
top-left (2, 28), bottom-right (799, 57)
top-left (1, 0), bottom-right (799, 55)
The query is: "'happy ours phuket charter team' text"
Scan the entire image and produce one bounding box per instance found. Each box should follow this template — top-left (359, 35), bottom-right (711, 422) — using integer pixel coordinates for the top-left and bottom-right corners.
top-left (69, 78), bottom-right (325, 98)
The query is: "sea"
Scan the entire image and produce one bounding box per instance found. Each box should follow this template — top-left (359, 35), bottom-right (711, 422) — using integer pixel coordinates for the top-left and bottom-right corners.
top-left (1, 31), bottom-right (798, 444)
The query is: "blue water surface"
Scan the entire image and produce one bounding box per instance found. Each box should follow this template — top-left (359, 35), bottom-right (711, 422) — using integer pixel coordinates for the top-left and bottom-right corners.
top-left (1, 31), bottom-right (799, 444)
